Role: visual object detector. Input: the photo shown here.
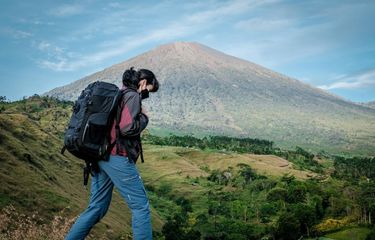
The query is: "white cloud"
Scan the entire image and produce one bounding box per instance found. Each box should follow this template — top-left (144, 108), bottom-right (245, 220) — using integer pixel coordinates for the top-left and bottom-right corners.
top-left (38, 0), bottom-right (276, 71)
top-left (36, 41), bottom-right (76, 71)
top-left (37, 41), bottom-right (64, 56)
top-left (234, 18), bottom-right (292, 31)
top-left (0, 25), bottom-right (34, 40)
top-left (18, 18), bottom-right (55, 26)
top-left (108, 2), bottom-right (122, 8)
top-left (318, 69), bottom-right (375, 90)
top-left (12, 30), bottom-right (33, 39)
top-left (49, 4), bottom-right (84, 17)
top-left (185, 0), bottom-right (264, 24)
top-left (2, 28), bottom-right (33, 39)
top-left (224, 1), bottom-right (375, 69)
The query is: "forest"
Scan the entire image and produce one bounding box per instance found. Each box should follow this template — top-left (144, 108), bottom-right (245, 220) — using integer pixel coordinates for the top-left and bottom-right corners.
top-left (145, 134), bottom-right (375, 239)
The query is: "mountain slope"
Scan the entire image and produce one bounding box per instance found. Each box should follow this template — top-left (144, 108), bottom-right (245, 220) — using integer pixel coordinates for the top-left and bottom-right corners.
top-left (0, 97), bottom-right (164, 238)
top-left (361, 100), bottom-right (375, 109)
top-left (0, 96), bottom-right (324, 238)
top-left (46, 42), bottom-right (375, 154)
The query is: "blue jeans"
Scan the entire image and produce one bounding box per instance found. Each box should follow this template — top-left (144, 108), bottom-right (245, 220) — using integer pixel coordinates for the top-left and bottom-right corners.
top-left (65, 155), bottom-right (152, 240)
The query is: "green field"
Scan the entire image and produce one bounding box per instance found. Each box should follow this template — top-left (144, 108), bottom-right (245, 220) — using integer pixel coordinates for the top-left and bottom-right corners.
top-left (325, 227), bottom-right (372, 240)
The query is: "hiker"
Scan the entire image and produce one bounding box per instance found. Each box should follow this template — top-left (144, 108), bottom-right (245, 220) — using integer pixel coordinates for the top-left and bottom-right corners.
top-left (65, 67), bottom-right (159, 240)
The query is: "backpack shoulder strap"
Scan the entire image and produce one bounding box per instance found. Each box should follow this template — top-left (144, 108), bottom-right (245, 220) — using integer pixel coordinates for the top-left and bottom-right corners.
top-left (107, 88), bottom-right (140, 161)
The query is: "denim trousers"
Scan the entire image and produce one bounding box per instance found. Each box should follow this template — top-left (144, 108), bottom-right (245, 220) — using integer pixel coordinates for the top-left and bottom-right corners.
top-left (65, 155), bottom-right (152, 240)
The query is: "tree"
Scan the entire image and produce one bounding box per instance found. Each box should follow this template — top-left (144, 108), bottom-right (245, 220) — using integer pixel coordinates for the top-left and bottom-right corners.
top-left (286, 183), bottom-right (307, 204)
top-left (276, 211), bottom-right (301, 240)
top-left (162, 213), bottom-right (186, 240)
top-left (291, 203), bottom-right (317, 237)
top-left (238, 164), bottom-right (257, 184)
top-left (267, 187), bottom-right (287, 202)
top-left (358, 180), bottom-right (375, 224)
top-left (280, 174), bottom-right (295, 184)
top-left (366, 228), bottom-right (375, 240)
top-left (175, 196), bottom-right (193, 213)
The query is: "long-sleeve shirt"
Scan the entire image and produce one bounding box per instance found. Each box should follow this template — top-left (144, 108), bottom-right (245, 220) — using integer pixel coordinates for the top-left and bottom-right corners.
top-left (109, 87), bottom-right (148, 158)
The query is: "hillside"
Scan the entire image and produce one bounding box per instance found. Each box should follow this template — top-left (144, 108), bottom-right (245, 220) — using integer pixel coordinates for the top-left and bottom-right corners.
top-left (0, 97), bottom-right (322, 236)
top-left (0, 96), bottom-right (165, 239)
top-left (0, 96), bottom-right (374, 239)
top-left (1, 96), bottom-right (314, 238)
top-left (45, 42), bottom-right (375, 155)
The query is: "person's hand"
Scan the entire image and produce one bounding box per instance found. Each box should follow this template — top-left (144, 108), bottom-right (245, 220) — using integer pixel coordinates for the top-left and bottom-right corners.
top-left (138, 79), bottom-right (147, 93)
top-left (146, 84), bottom-right (154, 92)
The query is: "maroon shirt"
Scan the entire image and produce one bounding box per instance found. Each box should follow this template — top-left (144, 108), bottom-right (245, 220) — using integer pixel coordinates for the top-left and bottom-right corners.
top-left (109, 87), bottom-right (148, 157)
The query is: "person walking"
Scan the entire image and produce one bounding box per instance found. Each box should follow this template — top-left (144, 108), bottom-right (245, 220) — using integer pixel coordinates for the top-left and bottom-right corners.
top-left (65, 67), bottom-right (159, 240)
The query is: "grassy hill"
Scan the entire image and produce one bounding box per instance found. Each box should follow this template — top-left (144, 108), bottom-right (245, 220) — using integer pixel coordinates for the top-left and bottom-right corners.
top-left (0, 96), bottom-right (374, 239)
top-left (0, 96), bottom-right (165, 239)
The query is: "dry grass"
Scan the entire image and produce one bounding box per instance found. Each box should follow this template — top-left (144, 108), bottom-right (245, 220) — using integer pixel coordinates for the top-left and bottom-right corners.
top-left (141, 146), bottom-right (317, 181)
top-left (0, 205), bottom-right (75, 240)
top-left (0, 205), bottom-right (131, 240)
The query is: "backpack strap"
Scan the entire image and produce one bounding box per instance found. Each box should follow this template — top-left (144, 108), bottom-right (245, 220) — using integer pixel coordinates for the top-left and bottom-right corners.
top-left (115, 103), bottom-right (122, 155)
top-left (107, 88), bottom-right (142, 163)
top-left (138, 135), bottom-right (144, 163)
top-left (106, 89), bottom-right (125, 159)
top-left (83, 160), bottom-right (91, 188)
top-left (61, 146), bottom-right (66, 155)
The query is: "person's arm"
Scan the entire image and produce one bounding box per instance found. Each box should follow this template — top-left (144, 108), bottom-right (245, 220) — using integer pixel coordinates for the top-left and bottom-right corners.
top-left (119, 91), bottom-right (148, 136)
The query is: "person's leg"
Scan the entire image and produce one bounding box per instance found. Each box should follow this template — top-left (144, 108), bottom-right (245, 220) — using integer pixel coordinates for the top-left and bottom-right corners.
top-left (99, 155), bottom-right (152, 240)
top-left (65, 168), bottom-right (114, 240)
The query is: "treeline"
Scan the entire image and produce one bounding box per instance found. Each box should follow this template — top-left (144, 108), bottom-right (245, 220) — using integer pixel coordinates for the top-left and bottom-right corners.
top-left (144, 134), bottom-right (323, 173)
top-left (333, 156), bottom-right (375, 180)
top-left (0, 94), bottom-right (72, 114)
top-left (146, 134), bottom-right (374, 178)
top-left (144, 134), bottom-right (274, 154)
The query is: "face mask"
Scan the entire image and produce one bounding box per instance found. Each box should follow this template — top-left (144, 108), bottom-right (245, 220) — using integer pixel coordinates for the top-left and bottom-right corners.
top-left (141, 89), bottom-right (149, 99)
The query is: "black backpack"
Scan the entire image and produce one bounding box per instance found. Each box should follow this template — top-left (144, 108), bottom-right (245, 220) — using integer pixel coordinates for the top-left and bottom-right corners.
top-left (61, 81), bottom-right (126, 186)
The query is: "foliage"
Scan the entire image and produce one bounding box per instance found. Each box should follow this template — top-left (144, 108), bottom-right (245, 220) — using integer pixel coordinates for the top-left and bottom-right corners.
top-left (145, 134), bottom-right (325, 174)
top-left (366, 228), bottom-right (375, 240)
top-left (277, 147), bottom-right (323, 173)
top-left (145, 134), bottom-right (274, 154)
top-left (324, 227), bottom-right (372, 240)
top-left (333, 156), bottom-right (375, 180)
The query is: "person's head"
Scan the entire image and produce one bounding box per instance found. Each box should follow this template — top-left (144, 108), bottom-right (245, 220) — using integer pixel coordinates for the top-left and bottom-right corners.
top-left (122, 67), bottom-right (139, 89)
top-left (138, 68), bottom-right (159, 93)
top-left (122, 67), bottom-right (159, 93)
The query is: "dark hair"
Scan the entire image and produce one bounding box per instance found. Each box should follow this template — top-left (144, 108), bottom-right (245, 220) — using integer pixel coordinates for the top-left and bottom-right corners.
top-left (122, 67), bottom-right (139, 89)
top-left (138, 68), bottom-right (159, 92)
top-left (122, 67), bottom-right (159, 92)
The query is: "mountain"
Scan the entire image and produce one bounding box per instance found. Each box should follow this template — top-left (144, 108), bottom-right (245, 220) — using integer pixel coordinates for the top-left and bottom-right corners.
top-left (46, 42), bottom-right (375, 154)
top-left (360, 100), bottom-right (375, 109)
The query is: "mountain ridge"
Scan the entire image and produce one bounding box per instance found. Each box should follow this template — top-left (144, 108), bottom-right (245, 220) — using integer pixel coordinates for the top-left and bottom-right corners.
top-left (45, 42), bottom-right (375, 154)
top-left (360, 100), bottom-right (375, 109)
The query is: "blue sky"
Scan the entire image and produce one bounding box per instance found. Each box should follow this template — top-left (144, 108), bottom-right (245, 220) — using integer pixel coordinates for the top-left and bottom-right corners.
top-left (0, 0), bottom-right (374, 102)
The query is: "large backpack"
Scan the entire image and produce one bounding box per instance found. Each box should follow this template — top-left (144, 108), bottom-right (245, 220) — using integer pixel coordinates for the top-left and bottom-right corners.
top-left (62, 81), bottom-right (121, 160)
top-left (61, 81), bottom-right (124, 185)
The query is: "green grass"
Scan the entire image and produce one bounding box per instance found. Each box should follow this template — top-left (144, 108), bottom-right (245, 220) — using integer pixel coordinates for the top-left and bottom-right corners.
top-left (324, 227), bottom-right (371, 240)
